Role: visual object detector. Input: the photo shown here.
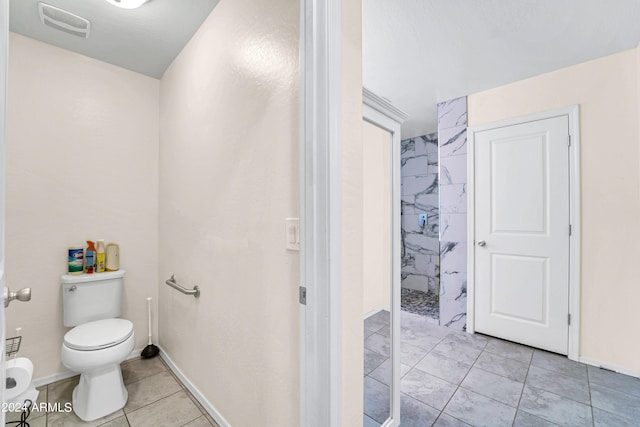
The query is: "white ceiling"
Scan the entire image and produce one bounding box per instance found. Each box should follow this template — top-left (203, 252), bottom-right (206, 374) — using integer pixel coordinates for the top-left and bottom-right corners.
top-left (10, 0), bottom-right (220, 79)
top-left (363, 0), bottom-right (640, 138)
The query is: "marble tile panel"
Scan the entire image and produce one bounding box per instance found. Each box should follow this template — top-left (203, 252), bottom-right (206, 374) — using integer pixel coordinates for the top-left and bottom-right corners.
top-left (474, 352), bottom-right (529, 382)
top-left (401, 368), bottom-right (457, 410)
top-left (401, 138), bottom-right (415, 159)
top-left (414, 193), bottom-right (439, 211)
top-left (402, 174), bottom-right (438, 196)
top-left (588, 365), bottom-right (640, 397)
top-left (439, 296), bottom-right (467, 330)
top-left (439, 271), bottom-right (466, 300)
top-left (433, 413), bottom-right (473, 427)
top-left (127, 390), bottom-right (201, 427)
top-left (440, 154), bottom-right (467, 185)
top-left (401, 275), bottom-right (429, 293)
top-left (440, 242), bottom-right (467, 273)
top-left (363, 376), bottom-right (390, 424)
top-left (438, 97), bottom-right (467, 129)
top-left (364, 333), bottom-right (390, 358)
top-left (405, 231), bottom-right (440, 253)
top-left (513, 411), bottom-right (559, 427)
top-left (431, 337), bottom-right (482, 365)
top-left (530, 350), bottom-right (587, 381)
top-left (526, 365), bottom-right (590, 404)
top-left (402, 155), bottom-right (430, 177)
top-left (124, 370), bottom-right (183, 413)
top-left (592, 407), bottom-right (638, 427)
top-left (440, 184), bottom-right (467, 214)
top-left (368, 358), bottom-right (411, 386)
top-left (439, 125), bottom-right (467, 157)
top-left (460, 367), bottom-right (524, 407)
top-left (590, 383), bottom-right (640, 422)
top-left (364, 348), bottom-right (388, 376)
top-left (400, 393), bottom-right (440, 427)
top-left (484, 338), bottom-right (534, 364)
top-left (402, 213), bottom-right (437, 235)
top-left (519, 385), bottom-right (593, 426)
top-left (440, 214), bottom-right (467, 243)
top-left (415, 351), bottom-right (471, 385)
top-left (444, 387), bottom-right (516, 427)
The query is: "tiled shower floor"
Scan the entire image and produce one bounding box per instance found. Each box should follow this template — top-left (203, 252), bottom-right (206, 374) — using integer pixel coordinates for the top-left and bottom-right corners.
top-left (401, 288), bottom-right (439, 321)
top-left (364, 310), bottom-right (640, 426)
top-left (6, 357), bottom-right (219, 427)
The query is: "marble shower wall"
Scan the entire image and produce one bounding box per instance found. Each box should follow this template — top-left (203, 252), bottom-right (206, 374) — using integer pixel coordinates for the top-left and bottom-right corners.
top-left (438, 97), bottom-right (468, 331)
top-left (400, 133), bottom-right (439, 294)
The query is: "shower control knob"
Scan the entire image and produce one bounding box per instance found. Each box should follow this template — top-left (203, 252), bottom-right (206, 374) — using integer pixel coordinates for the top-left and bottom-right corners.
top-left (4, 287), bottom-right (32, 308)
top-left (477, 240), bottom-right (486, 247)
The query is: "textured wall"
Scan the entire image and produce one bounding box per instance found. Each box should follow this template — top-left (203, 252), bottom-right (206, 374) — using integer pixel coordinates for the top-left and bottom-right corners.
top-left (468, 49), bottom-right (640, 374)
top-left (158, 0), bottom-right (300, 425)
top-left (7, 33), bottom-right (159, 379)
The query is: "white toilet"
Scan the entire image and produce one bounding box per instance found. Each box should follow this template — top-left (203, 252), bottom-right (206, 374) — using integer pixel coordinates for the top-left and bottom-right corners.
top-left (61, 270), bottom-right (134, 421)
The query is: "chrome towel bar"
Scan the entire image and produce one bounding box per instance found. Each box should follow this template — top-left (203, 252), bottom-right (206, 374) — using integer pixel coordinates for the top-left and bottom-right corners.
top-left (165, 275), bottom-right (200, 298)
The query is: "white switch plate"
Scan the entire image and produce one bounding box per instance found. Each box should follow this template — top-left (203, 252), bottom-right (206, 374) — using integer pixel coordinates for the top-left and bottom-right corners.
top-left (286, 218), bottom-right (300, 251)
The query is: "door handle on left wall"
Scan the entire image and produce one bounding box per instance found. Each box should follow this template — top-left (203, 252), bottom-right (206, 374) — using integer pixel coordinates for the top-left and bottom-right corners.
top-left (4, 287), bottom-right (32, 308)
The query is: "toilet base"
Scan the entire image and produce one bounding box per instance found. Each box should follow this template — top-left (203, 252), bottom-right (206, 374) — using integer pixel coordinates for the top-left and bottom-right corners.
top-left (72, 365), bottom-right (128, 421)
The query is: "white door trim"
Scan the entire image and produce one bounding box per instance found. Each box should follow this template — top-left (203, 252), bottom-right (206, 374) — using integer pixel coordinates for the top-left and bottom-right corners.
top-left (467, 105), bottom-right (581, 361)
top-left (362, 87), bottom-right (408, 427)
top-left (299, 0), bottom-right (343, 426)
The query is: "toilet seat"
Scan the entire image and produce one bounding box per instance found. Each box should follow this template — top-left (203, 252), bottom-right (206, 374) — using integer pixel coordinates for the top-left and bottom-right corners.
top-left (64, 319), bottom-right (133, 351)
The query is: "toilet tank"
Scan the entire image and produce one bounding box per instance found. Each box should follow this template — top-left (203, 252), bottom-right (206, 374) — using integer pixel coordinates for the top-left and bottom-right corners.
top-left (62, 270), bottom-right (126, 327)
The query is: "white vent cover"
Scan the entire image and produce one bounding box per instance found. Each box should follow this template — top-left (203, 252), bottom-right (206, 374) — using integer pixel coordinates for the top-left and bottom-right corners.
top-left (38, 3), bottom-right (91, 39)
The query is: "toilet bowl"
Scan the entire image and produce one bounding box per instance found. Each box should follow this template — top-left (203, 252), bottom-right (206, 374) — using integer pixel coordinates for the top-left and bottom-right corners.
top-left (61, 318), bottom-right (134, 421)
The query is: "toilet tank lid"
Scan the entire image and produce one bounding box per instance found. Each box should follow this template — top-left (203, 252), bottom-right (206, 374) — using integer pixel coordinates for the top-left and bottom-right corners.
top-left (61, 270), bottom-right (126, 284)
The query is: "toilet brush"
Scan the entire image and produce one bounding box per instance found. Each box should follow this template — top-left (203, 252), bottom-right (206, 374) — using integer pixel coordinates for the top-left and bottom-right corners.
top-left (141, 297), bottom-right (159, 359)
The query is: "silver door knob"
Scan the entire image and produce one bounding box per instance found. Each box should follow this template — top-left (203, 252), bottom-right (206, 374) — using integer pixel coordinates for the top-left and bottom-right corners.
top-left (477, 240), bottom-right (486, 247)
top-left (4, 287), bottom-right (32, 308)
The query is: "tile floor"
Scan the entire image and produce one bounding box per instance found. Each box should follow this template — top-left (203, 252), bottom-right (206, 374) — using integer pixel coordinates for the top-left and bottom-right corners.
top-left (364, 310), bottom-right (640, 426)
top-left (6, 356), bottom-right (219, 427)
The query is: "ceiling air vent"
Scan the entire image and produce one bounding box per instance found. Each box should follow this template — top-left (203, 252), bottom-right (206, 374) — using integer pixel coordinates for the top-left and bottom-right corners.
top-left (38, 3), bottom-right (91, 39)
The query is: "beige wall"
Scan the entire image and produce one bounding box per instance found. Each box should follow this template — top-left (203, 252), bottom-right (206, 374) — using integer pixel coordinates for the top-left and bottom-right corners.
top-left (158, 0), bottom-right (300, 425)
top-left (468, 49), bottom-right (640, 374)
top-left (342, 0), bottom-right (364, 424)
top-left (6, 33), bottom-right (159, 379)
top-left (362, 120), bottom-right (391, 316)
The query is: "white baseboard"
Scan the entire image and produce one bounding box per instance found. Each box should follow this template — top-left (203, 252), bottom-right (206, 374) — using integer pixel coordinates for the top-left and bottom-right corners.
top-left (579, 356), bottom-right (640, 379)
top-left (33, 346), bottom-right (145, 387)
top-left (158, 345), bottom-right (230, 427)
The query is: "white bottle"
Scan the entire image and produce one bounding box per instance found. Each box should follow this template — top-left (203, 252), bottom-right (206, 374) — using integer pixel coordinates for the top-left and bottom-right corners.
top-left (106, 243), bottom-right (120, 271)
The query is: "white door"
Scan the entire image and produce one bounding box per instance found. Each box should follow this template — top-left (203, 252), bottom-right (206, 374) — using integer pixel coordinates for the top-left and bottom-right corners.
top-left (474, 115), bottom-right (570, 354)
top-left (0, 0), bottom-right (8, 417)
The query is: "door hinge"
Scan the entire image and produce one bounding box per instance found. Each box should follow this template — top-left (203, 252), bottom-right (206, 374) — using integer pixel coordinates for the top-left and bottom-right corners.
top-left (568, 135), bottom-right (571, 147)
top-left (569, 224), bottom-right (572, 236)
top-left (299, 286), bottom-right (306, 305)
top-left (568, 314), bottom-right (571, 325)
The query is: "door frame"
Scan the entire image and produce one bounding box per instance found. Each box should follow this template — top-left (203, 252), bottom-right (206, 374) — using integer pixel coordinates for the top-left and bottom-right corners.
top-left (467, 105), bottom-right (581, 361)
top-left (299, 0), bottom-right (343, 425)
top-left (362, 87), bottom-right (407, 427)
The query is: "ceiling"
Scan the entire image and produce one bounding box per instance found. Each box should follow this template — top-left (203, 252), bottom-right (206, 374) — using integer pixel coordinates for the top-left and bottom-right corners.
top-left (10, 0), bottom-right (220, 79)
top-left (363, 0), bottom-right (640, 138)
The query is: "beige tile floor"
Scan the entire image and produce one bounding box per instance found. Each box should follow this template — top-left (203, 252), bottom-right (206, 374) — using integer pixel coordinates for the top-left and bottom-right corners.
top-left (6, 357), bottom-right (220, 427)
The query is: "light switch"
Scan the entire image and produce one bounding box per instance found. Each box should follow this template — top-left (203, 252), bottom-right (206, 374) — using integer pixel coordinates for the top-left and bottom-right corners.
top-left (286, 218), bottom-right (300, 251)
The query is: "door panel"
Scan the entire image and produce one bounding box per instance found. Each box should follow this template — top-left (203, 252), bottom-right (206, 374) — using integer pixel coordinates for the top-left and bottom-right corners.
top-left (475, 116), bottom-right (569, 354)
